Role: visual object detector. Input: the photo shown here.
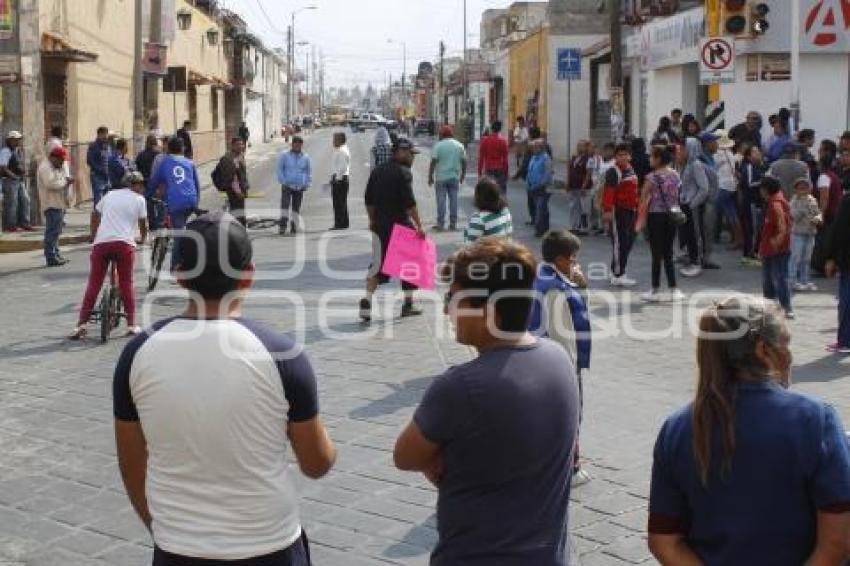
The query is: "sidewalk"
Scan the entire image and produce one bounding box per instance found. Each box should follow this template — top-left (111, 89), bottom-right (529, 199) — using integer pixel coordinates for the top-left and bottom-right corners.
top-left (0, 139), bottom-right (289, 255)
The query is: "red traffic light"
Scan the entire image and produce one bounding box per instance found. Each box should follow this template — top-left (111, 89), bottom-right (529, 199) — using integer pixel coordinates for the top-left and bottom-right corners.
top-left (725, 0), bottom-right (746, 10)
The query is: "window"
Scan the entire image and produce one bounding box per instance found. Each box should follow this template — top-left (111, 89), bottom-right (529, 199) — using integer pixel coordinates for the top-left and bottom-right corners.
top-left (211, 87), bottom-right (219, 130)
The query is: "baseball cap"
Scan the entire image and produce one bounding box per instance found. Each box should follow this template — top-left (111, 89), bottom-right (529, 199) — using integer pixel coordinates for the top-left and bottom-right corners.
top-left (6, 130), bottom-right (22, 140)
top-left (392, 137), bottom-right (420, 154)
top-left (699, 131), bottom-right (720, 143)
top-left (49, 146), bottom-right (69, 160)
top-left (179, 211), bottom-right (253, 299)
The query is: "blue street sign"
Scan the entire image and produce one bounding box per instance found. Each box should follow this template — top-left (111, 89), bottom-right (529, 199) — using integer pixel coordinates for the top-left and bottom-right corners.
top-left (557, 48), bottom-right (582, 81)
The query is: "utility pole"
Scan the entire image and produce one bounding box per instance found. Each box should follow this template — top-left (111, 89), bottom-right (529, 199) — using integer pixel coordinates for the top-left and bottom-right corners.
top-left (286, 25), bottom-right (292, 124)
top-left (462, 0), bottom-right (468, 119)
top-left (608, 0), bottom-right (624, 141)
top-left (439, 40), bottom-right (446, 125)
top-left (132, 0), bottom-right (144, 152)
top-left (790, 0), bottom-right (801, 130)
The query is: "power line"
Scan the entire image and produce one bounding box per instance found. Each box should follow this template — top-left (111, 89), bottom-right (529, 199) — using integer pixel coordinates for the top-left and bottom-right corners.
top-left (253, 0), bottom-right (285, 34)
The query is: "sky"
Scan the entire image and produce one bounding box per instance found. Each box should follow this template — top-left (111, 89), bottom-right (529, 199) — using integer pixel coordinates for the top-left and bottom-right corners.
top-left (221, 0), bottom-right (516, 89)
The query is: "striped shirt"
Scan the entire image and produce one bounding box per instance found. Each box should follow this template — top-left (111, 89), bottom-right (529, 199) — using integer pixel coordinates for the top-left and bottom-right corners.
top-left (464, 208), bottom-right (513, 244)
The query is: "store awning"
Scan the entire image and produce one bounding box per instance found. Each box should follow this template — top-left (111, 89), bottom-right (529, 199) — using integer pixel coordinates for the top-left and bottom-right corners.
top-left (41, 32), bottom-right (98, 63)
top-left (188, 69), bottom-right (229, 87)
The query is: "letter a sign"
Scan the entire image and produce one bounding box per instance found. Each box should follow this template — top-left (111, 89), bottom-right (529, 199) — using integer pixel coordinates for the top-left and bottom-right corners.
top-left (699, 37), bottom-right (735, 85)
top-left (805, 0), bottom-right (850, 48)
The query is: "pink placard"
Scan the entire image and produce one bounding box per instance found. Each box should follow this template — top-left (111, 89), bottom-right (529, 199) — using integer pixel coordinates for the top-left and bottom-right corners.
top-left (381, 224), bottom-right (437, 290)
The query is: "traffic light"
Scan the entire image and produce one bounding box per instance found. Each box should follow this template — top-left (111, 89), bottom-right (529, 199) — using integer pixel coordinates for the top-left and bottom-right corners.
top-left (721, 0), bottom-right (748, 37)
top-left (750, 2), bottom-right (770, 35)
top-left (720, 0), bottom-right (770, 38)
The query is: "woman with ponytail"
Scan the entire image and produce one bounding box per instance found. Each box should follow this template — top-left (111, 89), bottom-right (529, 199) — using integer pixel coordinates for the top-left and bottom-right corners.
top-left (647, 295), bottom-right (850, 565)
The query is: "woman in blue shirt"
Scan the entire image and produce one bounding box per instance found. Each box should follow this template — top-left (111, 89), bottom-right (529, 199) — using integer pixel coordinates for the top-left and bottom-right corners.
top-left (648, 295), bottom-right (850, 565)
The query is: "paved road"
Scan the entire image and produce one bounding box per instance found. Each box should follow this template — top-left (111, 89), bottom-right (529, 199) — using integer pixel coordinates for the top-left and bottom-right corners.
top-left (0, 129), bottom-right (848, 565)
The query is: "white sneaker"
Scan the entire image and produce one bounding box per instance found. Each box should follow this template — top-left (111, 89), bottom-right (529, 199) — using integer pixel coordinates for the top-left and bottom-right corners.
top-left (792, 282), bottom-right (806, 292)
top-left (680, 265), bottom-right (703, 278)
top-left (571, 468), bottom-right (592, 487)
top-left (641, 290), bottom-right (662, 303)
top-left (611, 275), bottom-right (637, 287)
top-left (669, 289), bottom-right (686, 302)
top-left (806, 282), bottom-right (819, 291)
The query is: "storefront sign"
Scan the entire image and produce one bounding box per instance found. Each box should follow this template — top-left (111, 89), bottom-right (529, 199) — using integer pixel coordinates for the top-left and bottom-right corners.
top-left (0, 0), bottom-right (13, 41)
top-left (803, 0), bottom-right (850, 49)
top-left (630, 7), bottom-right (705, 70)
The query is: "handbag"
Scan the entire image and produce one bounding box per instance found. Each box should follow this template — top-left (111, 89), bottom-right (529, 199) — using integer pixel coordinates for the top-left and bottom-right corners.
top-left (655, 173), bottom-right (688, 226)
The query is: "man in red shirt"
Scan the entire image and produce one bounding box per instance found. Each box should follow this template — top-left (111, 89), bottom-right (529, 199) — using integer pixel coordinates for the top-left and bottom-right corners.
top-left (602, 143), bottom-right (640, 287)
top-left (478, 120), bottom-right (510, 193)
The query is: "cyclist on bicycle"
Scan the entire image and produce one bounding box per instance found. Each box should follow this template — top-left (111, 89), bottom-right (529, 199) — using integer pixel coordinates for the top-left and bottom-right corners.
top-left (147, 136), bottom-right (201, 272)
top-left (69, 171), bottom-right (149, 340)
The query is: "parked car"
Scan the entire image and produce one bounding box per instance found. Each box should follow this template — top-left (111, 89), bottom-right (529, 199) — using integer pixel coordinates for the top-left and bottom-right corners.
top-left (414, 119), bottom-right (436, 136)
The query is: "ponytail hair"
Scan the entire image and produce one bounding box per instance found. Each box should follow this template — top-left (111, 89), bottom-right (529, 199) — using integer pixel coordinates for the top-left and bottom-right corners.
top-left (693, 296), bottom-right (786, 486)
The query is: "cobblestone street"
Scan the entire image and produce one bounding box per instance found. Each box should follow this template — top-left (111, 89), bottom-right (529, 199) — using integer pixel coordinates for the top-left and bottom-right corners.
top-left (1, 129), bottom-right (848, 565)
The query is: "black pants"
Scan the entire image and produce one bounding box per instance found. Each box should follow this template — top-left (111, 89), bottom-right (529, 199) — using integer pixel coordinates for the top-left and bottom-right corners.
top-left (153, 531), bottom-right (310, 565)
top-left (680, 203), bottom-right (705, 265)
top-left (227, 191), bottom-right (246, 226)
top-left (610, 208), bottom-right (637, 278)
top-left (331, 177), bottom-right (349, 229)
top-left (526, 191), bottom-right (536, 221)
top-left (647, 212), bottom-right (677, 289)
top-left (280, 186), bottom-right (304, 227)
top-left (738, 189), bottom-right (753, 258)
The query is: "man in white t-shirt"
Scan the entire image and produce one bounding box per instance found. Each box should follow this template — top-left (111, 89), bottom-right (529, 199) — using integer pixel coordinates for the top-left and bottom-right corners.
top-left (69, 172), bottom-right (148, 339)
top-left (113, 212), bottom-right (336, 563)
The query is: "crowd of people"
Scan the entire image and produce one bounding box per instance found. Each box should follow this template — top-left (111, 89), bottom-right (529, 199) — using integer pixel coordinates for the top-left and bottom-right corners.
top-left (515, 106), bottom-right (850, 355)
top-left (3, 111), bottom-right (850, 564)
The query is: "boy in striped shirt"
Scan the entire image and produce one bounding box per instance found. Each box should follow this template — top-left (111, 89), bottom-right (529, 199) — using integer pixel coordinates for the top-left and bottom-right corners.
top-left (464, 177), bottom-right (513, 244)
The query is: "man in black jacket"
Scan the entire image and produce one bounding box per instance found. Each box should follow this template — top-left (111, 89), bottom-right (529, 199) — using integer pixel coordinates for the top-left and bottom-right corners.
top-left (176, 120), bottom-right (193, 160)
top-left (217, 137), bottom-right (249, 226)
top-left (825, 191), bottom-right (850, 353)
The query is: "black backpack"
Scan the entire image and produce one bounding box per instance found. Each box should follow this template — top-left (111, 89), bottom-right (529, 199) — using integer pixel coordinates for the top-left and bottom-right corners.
top-left (211, 159), bottom-right (227, 191)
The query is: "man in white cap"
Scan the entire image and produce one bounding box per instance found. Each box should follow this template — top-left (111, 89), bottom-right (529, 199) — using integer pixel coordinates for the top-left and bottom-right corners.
top-left (1, 130), bottom-right (33, 233)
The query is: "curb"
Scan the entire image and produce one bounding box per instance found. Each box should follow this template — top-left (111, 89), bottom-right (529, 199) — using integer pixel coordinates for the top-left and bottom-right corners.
top-left (0, 233), bottom-right (90, 254)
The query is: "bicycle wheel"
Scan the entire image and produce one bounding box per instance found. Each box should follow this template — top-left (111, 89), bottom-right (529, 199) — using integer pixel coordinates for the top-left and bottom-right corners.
top-left (110, 289), bottom-right (122, 330)
top-left (148, 236), bottom-right (168, 292)
top-left (99, 288), bottom-right (112, 343)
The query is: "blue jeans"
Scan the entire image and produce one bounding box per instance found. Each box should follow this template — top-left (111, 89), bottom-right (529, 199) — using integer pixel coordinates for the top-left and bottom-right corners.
top-left (90, 174), bottom-right (109, 205)
top-left (763, 254), bottom-right (792, 313)
top-left (717, 190), bottom-right (738, 223)
top-left (839, 271), bottom-right (850, 348)
top-left (169, 209), bottom-right (190, 272)
top-left (2, 178), bottom-right (31, 229)
top-left (789, 233), bottom-right (815, 286)
top-left (435, 179), bottom-right (459, 227)
top-left (43, 208), bottom-right (65, 263)
top-left (531, 189), bottom-right (551, 236)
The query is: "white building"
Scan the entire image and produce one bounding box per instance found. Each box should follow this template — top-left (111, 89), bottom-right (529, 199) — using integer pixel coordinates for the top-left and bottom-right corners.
top-left (611, 1), bottom-right (850, 143)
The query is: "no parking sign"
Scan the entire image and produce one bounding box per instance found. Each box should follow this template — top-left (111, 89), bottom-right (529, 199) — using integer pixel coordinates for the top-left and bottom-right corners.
top-left (699, 37), bottom-right (736, 85)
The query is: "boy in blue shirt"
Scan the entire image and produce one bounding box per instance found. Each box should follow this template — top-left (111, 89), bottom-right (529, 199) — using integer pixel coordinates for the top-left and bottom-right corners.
top-left (529, 230), bottom-right (592, 485)
top-left (147, 136), bottom-right (201, 271)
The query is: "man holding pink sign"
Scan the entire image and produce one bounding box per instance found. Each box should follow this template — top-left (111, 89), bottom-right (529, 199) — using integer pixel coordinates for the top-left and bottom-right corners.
top-left (360, 138), bottom-right (428, 323)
